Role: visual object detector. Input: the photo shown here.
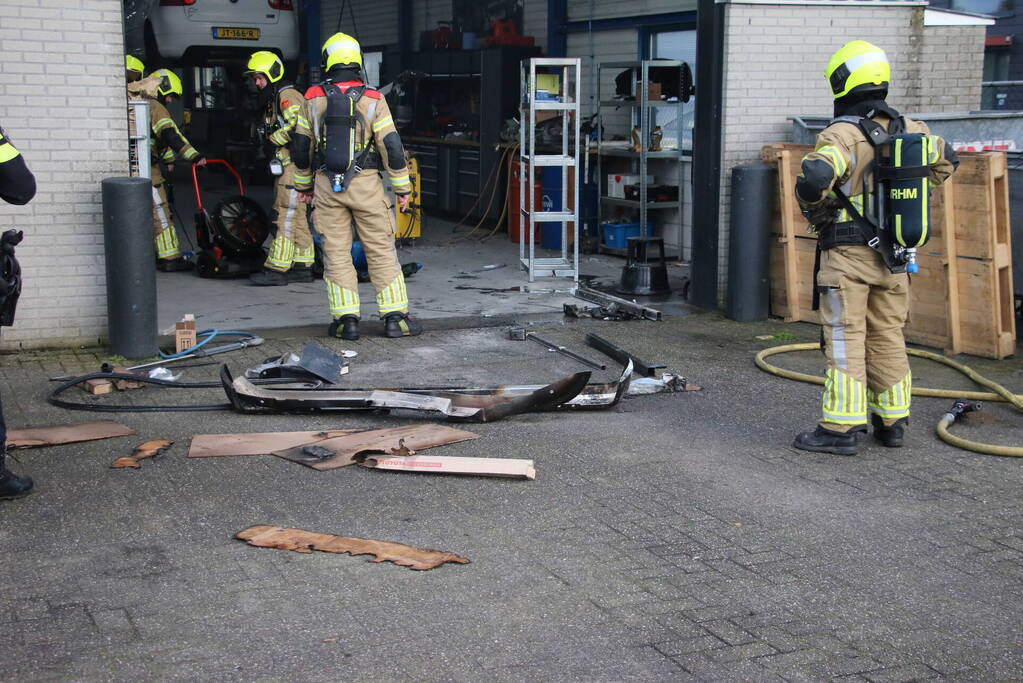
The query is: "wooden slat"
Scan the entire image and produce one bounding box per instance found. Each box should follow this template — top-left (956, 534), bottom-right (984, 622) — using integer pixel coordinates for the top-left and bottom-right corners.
top-left (768, 236), bottom-right (817, 322)
top-left (941, 179), bottom-right (962, 354)
top-left (956, 257), bottom-right (1015, 359)
top-left (776, 149), bottom-right (802, 322)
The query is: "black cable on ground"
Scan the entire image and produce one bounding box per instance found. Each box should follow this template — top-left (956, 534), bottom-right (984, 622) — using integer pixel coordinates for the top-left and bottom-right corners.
top-left (46, 371), bottom-right (313, 413)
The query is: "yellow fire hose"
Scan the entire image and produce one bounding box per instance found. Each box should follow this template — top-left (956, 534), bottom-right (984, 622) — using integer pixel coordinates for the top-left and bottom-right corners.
top-left (755, 343), bottom-right (1023, 457)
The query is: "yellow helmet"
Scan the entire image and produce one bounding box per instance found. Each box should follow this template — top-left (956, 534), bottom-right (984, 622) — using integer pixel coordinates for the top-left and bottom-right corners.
top-left (244, 50), bottom-right (285, 83)
top-left (125, 55), bottom-right (145, 76)
top-left (825, 41), bottom-right (890, 100)
top-left (152, 68), bottom-right (183, 98)
top-left (321, 32), bottom-right (362, 70)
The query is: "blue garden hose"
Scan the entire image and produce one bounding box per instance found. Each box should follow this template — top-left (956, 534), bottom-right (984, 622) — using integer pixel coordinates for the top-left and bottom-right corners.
top-left (159, 329), bottom-right (257, 359)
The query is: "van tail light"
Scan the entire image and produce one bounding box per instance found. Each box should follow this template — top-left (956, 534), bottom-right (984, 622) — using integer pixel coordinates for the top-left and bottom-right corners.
top-left (269, 0), bottom-right (293, 9)
top-left (160, 0), bottom-right (196, 5)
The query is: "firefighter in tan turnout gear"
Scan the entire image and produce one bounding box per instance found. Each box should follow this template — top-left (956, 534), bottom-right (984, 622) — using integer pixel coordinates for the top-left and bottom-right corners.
top-left (129, 64), bottom-right (206, 271)
top-left (245, 51), bottom-right (315, 286)
top-left (792, 41), bottom-right (957, 456)
top-left (293, 32), bottom-right (421, 340)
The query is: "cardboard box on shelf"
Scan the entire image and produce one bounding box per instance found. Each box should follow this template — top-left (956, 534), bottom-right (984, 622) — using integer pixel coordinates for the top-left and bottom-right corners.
top-left (607, 174), bottom-right (653, 199)
top-left (636, 82), bottom-right (662, 101)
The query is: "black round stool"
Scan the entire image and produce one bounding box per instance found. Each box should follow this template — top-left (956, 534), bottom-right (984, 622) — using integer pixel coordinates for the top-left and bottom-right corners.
top-left (616, 236), bottom-right (670, 296)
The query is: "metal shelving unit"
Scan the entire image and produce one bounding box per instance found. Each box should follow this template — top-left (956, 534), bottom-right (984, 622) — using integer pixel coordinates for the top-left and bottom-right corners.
top-left (596, 60), bottom-right (688, 256)
top-left (128, 99), bottom-right (150, 179)
top-left (519, 57), bottom-right (581, 282)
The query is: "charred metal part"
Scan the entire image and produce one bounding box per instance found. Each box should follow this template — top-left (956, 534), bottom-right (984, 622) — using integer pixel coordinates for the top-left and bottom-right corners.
top-left (563, 303), bottom-right (631, 321)
top-left (302, 445), bottom-right (336, 460)
top-left (311, 361), bottom-right (633, 410)
top-left (245, 341), bottom-right (348, 384)
top-left (629, 373), bottom-right (687, 394)
top-left (574, 287), bottom-right (661, 321)
top-left (418, 360), bottom-right (631, 411)
top-left (585, 333), bottom-right (666, 378)
top-left (509, 327), bottom-right (607, 371)
top-left (220, 366), bottom-right (592, 423)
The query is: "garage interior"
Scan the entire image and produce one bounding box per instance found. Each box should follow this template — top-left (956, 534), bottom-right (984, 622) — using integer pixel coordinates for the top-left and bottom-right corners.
top-left (127, 1), bottom-right (700, 333)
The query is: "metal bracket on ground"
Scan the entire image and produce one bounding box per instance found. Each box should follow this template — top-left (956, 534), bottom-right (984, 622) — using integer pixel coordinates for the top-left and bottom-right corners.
top-left (574, 287), bottom-right (662, 321)
top-left (584, 333), bottom-right (666, 378)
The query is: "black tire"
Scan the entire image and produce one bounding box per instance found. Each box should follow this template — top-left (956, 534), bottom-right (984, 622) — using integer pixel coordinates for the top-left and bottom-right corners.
top-left (195, 250), bottom-right (219, 279)
top-left (210, 195), bottom-right (270, 252)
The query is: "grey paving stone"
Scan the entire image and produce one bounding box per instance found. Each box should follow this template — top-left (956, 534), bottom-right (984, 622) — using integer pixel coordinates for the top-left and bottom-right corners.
top-left (0, 314), bottom-right (1020, 679)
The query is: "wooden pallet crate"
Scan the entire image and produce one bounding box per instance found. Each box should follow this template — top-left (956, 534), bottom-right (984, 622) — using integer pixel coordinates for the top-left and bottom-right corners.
top-left (941, 152), bottom-right (1011, 261)
top-left (761, 144), bottom-right (1015, 358)
top-left (768, 235), bottom-right (818, 322)
top-left (762, 144), bottom-right (815, 240)
top-left (956, 255), bottom-right (1016, 359)
top-left (905, 251), bottom-right (955, 350)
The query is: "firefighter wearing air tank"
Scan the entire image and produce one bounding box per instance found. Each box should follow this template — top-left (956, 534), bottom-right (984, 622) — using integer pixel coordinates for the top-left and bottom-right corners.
top-left (792, 41), bottom-right (958, 456)
top-left (245, 51), bottom-right (315, 286)
top-left (293, 32), bottom-right (421, 340)
top-left (140, 65), bottom-right (207, 271)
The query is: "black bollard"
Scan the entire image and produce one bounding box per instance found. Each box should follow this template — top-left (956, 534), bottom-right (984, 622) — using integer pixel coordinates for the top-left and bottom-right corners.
top-left (102, 177), bottom-right (157, 359)
top-left (726, 164), bottom-right (776, 322)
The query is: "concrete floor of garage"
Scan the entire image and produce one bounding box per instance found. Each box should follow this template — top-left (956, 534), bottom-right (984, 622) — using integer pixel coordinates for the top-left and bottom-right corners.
top-left (155, 175), bottom-right (691, 335)
top-left (2, 307), bottom-right (1022, 680)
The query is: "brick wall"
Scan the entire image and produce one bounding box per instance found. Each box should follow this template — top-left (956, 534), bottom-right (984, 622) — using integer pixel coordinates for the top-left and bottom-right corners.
top-left (919, 25), bottom-right (985, 111)
top-left (717, 0), bottom-right (986, 307)
top-left (0, 0), bottom-right (128, 350)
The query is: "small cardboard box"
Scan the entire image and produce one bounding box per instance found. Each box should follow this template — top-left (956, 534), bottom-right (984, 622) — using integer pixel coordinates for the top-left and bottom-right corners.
top-left (636, 82), bottom-right (662, 101)
top-left (175, 314), bottom-right (197, 353)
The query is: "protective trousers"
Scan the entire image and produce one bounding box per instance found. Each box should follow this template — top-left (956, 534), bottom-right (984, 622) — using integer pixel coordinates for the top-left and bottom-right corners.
top-left (817, 245), bottom-right (911, 430)
top-left (150, 165), bottom-right (181, 260)
top-left (264, 163), bottom-right (314, 272)
top-left (313, 170), bottom-right (406, 319)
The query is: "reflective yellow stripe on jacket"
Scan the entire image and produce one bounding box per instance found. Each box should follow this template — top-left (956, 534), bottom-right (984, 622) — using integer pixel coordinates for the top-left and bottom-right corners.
top-left (0, 133), bottom-right (20, 164)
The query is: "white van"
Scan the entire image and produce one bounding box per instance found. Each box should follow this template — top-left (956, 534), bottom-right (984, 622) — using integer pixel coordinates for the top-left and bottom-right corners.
top-left (146, 0), bottom-right (299, 62)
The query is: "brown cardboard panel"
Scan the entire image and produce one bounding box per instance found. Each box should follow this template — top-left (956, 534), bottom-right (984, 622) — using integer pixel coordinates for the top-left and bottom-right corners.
top-left (361, 454), bottom-right (536, 479)
top-left (7, 421), bottom-right (136, 449)
top-left (187, 430), bottom-right (363, 458)
top-left (111, 440), bottom-right (173, 469)
top-left (272, 424), bottom-right (481, 470)
top-left (236, 525), bottom-right (470, 571)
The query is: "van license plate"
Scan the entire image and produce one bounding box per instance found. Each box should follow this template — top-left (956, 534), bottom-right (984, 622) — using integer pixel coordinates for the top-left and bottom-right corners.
top-left (212, 27), bottom-right (260, 40)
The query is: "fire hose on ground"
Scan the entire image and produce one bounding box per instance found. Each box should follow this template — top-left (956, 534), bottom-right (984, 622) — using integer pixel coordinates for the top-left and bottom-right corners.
top-left (755, 343), bottom-right (1023, 457)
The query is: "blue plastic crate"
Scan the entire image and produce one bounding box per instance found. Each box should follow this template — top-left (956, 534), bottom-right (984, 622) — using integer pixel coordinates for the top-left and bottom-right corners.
top-left (602, 222), bottom-right (649, 250)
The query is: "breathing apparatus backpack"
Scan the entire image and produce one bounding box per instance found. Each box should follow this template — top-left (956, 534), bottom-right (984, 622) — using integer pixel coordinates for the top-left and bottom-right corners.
top-left (320, 83), bottom-right (375, 193)
top-left (829, 114), bottom-right (933, 274)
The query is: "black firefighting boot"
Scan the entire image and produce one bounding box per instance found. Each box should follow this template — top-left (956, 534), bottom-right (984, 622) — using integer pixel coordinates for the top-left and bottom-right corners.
top-left (872, 414), bottom-right (907, 448)
top-left (156, 258), bottom-right (195, 273)
top-left (328, 315), bottom-right (359, 341)
top-left (287, 265), bottom-right (314, 283)
top-left (792, 424), bottom-right (865, 456)
top-left (249, 269), bottom-right (288, 286)
top-left (0, 449), bottom-right (33, 500)
top-left (383, 313), bottom-right (423, 338)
